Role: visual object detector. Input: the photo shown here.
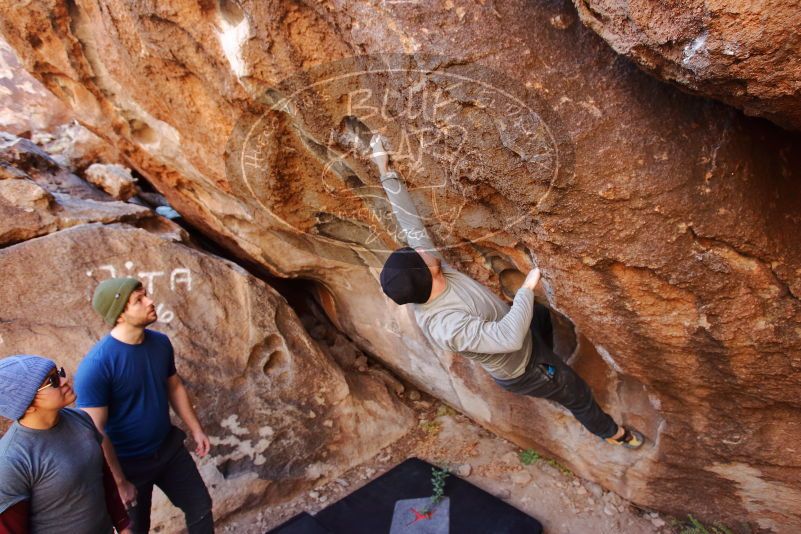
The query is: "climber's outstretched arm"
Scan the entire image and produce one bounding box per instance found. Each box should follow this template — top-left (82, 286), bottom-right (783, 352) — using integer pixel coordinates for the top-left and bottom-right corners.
top-left (370, 135), bottom-right (439, 256)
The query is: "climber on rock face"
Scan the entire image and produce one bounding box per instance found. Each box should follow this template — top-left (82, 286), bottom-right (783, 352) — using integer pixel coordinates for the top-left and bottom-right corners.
top-left (370, 134), bottom-right (643, 450)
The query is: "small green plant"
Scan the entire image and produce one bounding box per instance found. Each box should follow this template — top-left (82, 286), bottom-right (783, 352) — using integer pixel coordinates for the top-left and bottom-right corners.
top-left (418, 418), bottom-right (442, 436)
top-left (519, 448), bottom-right (540, 465)
top-left (679, 515), bottom-right (734, 534)
top-left (544, 457), bottom-right (573, 477)
top-left (436, 404), bottom-right (457, 417)
top-left (518, 448), bottom-right (572, 476)
top-left (422, 467), bottom-right (450, 514)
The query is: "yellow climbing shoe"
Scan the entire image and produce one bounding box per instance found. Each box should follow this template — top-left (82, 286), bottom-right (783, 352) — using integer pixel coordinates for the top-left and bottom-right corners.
top-left (606, 426), bottom-right (644, 449)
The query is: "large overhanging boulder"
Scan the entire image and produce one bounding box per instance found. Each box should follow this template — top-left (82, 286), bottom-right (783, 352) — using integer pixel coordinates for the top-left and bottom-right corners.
top-left (0, 38), bottom-right (72, 135)
top-left (2, 0), bottom-right (800, 530)
top-left (572, 0), bottom-right (801, 130)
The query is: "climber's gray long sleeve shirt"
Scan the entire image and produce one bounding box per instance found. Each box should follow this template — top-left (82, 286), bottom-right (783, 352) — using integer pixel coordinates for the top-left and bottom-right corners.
top-left (381, 172), bottom-right (534, 380)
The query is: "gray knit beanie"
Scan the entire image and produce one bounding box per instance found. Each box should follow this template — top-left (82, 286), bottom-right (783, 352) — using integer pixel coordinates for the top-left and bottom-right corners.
top-left (0, 355), bottom-right (56, 421)
top-left (92, 277), bottom-right (142, 326)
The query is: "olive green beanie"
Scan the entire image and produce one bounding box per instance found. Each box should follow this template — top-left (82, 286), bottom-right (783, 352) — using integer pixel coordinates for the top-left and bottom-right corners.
top-left (92, 277), bottom-right (142, 326)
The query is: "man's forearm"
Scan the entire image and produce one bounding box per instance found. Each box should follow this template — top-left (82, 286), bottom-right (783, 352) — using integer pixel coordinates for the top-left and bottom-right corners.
top-left (102, 457), bottom-right (131, 532)
top-left (100, 434), bottom-right (128, 485)
top-left (380, 169), bottom-right (439, 253)
top-left (447, 287), bottom-right (535, 354)
top-left (376, 159), bottom-right (390, 176)
top-left (498, 287), bottom-right (536, 350)
top-left (168, 382), bottom-right (203, 433)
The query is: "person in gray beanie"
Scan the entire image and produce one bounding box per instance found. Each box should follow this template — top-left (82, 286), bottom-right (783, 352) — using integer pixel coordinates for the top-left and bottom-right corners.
top-left (0, 354), bottom-right (131, 533)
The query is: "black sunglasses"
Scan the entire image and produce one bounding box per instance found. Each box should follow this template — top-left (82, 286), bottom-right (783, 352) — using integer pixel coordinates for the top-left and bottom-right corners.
top-left (37, 367), bottom-right (66, 392)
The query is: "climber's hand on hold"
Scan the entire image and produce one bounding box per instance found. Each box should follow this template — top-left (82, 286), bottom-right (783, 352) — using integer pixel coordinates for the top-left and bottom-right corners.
top-left (522, 268), bottom-right (541, 291)
top-left (370, 134), bottom-right (390, 175)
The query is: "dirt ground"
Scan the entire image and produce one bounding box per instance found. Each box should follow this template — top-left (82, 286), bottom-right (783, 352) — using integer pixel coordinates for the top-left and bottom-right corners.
top-left (218, 392), bottom-right (672, 534)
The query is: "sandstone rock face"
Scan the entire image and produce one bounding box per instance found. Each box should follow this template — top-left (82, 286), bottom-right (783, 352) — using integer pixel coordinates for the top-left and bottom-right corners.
top-left (2, 35), bottom-right (119, 169)
top-left (84, 163), bottom-right (139, 199)
top-left (2, 0), bottom-right (801, 530)
top-left (32, 121), bottom-right (121, 172)
top-left (572, 0), bottom-right (801, 130)
top-left (0, 222), bottom-right (414, 528)
top-left (0, 177), bottom-right (147, 245)
top-left (0, 132), bottom-right (150, 245)
top-left (0, 38), bottom-right (72, 135)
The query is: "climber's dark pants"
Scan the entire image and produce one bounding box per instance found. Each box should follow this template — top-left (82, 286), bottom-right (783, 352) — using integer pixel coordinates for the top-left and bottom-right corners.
top-left (494, 303), bottom-right (619, 439)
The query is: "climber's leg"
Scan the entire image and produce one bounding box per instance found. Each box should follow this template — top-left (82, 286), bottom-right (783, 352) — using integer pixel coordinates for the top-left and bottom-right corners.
top-left (495, 314), bottom-right (618, 439)
top-left (538, 354), bottom-right (619, 439)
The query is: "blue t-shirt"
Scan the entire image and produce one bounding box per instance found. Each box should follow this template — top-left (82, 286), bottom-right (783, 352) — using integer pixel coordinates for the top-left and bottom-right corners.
top-left (75, 330), bottom-right (176, 458)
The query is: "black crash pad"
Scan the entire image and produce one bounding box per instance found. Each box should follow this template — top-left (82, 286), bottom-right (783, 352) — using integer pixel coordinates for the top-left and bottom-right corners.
top-left (267, 512), bottom-right (332, 534)
top-left (268, 457), bottom-right (542, 534)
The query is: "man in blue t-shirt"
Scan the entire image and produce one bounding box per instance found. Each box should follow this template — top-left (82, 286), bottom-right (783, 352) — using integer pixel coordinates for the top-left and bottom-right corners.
top-left (75, 278), bottom-right (213, 533)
